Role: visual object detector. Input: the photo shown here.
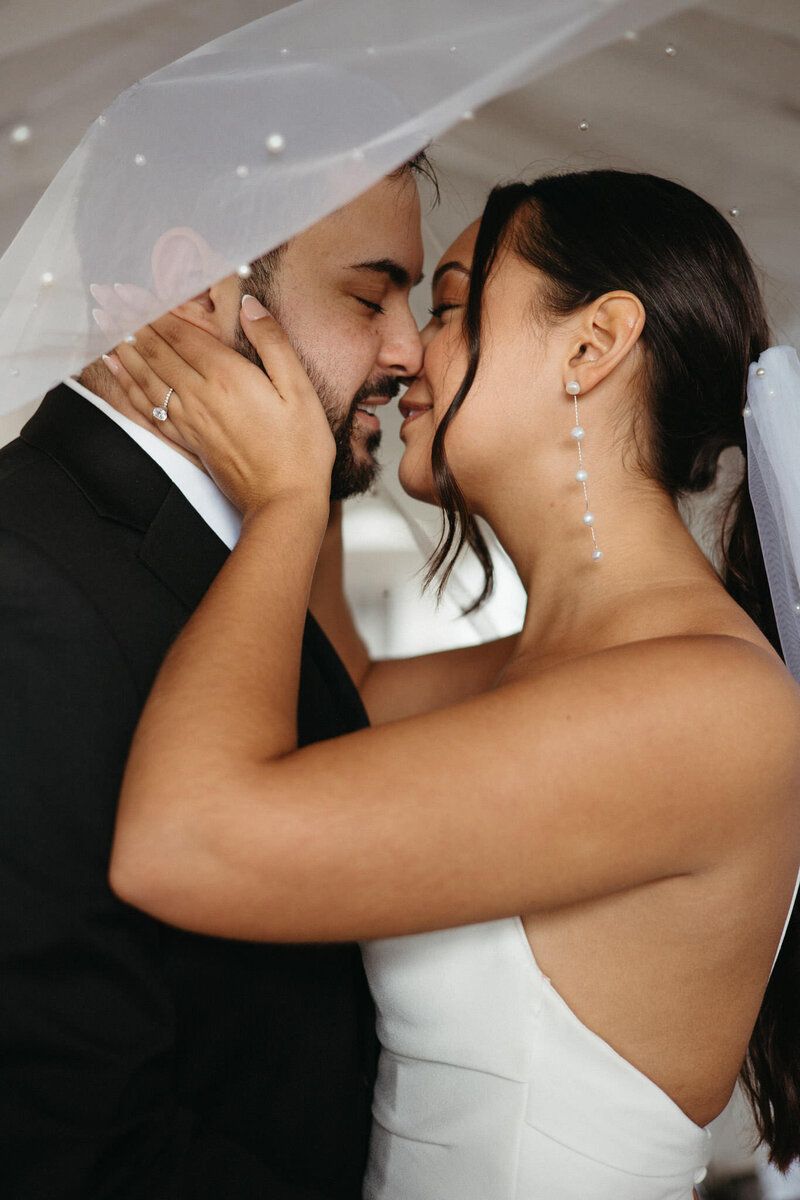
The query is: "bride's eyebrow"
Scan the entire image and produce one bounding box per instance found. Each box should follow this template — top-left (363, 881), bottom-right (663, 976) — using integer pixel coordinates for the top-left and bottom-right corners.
top-left (431, 261), bottom-right (470, 289)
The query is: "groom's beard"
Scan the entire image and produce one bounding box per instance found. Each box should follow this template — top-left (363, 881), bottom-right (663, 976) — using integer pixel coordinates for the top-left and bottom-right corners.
top-left (233, 324), bottom-right (396, 501)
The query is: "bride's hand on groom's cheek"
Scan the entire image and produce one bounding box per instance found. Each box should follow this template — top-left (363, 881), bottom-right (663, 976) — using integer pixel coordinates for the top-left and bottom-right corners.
top-left (103, 301), bottom-right (335, 516)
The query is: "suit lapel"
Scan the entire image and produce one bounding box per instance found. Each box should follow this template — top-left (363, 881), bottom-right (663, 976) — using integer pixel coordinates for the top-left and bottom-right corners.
top-left (139, 485), bottom-right (228, 610)
top-left (22, 384), bottom-right (229, 611)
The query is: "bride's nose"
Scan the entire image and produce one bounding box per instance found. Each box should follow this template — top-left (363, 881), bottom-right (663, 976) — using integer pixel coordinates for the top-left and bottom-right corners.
top-left (420, 317), bottom-right (438, 352)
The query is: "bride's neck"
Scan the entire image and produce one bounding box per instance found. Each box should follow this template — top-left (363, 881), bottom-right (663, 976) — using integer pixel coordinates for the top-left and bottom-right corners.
top-left (482, 474), bottom-right (717, 665)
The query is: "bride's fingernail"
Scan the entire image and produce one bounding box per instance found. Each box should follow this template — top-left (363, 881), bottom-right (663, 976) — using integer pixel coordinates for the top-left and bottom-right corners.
top-left (92, 307), bottom-right (114, 333)
top-left (102, 353), bottom-right (120, 376)
top-left (241, 294), bottom-right (270, 321)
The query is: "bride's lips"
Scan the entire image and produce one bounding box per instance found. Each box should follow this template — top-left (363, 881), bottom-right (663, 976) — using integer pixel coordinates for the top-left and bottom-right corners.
top-left (399, 392), bottom-right (433, 438)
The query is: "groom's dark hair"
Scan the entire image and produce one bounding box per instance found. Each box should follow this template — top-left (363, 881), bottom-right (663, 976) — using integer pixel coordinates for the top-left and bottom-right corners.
top-left (77, 146), bottom-right (435, 403)
top-left (242, 149), bottom-right (437, 308)
top-left (76, 146), bottom-right (435, 323)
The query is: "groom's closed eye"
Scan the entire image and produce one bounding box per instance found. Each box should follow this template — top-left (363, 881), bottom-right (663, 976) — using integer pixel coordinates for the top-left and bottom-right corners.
top-left (356, 297), bottom-right (386, 315)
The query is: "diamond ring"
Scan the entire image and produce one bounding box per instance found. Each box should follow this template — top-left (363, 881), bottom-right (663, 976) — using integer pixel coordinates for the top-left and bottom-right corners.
top-left (152, 386), bottom-right (174, 423)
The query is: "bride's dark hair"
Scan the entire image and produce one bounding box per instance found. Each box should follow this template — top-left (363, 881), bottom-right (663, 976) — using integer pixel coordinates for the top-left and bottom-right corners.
top-left (428, 168), bottom-right (798, 1168)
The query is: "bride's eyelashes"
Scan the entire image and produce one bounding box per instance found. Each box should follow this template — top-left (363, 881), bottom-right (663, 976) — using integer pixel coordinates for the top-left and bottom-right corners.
top-left (428, 302), bottom-right (461, 320)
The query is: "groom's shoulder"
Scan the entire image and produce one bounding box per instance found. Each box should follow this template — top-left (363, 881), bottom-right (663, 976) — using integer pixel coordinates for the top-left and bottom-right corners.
top-left (0, 427), bottom-right (77, 533)
top-left (0, 386), bottom-right (160, 551)
top-left (0, 398), bottom-right (152, 639)
top-left (0, 425), bottom-right (130, 629)
top-left (0, 423), bottom-right (104, 559)
top-left (0, 427), bottom-right (176, 707)
top-left (0, 387), bottom-right (92, 509)
top-left (0, 427), bottom-right (48, 488)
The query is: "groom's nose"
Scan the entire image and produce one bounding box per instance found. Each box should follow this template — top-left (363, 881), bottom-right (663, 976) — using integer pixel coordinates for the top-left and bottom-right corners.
top-left (377, 305), bottom-right (424, 380)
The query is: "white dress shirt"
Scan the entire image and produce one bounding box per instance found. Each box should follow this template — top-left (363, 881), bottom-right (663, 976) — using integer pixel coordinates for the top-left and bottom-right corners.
top-left (65, 377), bottom-right (242, 550)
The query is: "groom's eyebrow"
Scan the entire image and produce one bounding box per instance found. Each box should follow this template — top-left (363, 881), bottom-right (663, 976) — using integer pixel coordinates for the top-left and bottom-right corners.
top-left (349, 259), bottom-right (425, 288)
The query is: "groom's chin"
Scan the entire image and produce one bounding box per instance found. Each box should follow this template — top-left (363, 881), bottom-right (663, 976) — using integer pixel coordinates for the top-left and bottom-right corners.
top-left (330, 435), bottom-right (381, 501)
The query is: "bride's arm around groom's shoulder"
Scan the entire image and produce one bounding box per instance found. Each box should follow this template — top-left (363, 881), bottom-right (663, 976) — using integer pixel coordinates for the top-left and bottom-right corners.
top-left (310, 502), bottom-right (519, 726)
top-left (112, 567), bottom-right (800, 943)
top-left (107, 304), bottom-right (800, 944)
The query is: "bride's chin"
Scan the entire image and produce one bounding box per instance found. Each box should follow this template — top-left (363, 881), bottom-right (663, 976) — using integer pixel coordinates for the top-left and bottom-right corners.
top-left (398, 453), bottom-right (438, 506)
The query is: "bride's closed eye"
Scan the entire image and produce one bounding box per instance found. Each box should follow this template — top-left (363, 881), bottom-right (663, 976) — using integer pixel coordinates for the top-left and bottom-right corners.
top-left (428, 302), bottom-right (462, 320)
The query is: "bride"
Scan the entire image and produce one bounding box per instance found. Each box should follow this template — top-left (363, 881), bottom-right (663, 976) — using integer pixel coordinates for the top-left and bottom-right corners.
top-left (108, 170), bottom-right (800, 1199)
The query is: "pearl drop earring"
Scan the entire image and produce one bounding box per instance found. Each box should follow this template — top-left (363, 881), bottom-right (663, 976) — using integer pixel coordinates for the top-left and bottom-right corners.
top-left (567, 380), bottom-right (603, 562)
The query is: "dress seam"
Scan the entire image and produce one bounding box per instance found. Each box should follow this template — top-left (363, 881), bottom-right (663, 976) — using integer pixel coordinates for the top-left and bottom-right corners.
top-left (378, 1047), bottom-right (530, 1086)
top-left (520, 1120), bottom-right (702, 1182)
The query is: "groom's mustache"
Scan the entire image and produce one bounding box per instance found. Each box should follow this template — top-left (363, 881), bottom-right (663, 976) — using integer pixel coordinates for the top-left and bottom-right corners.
top-left (237, 322), bottom-right (400, 413)
top-left (349, 375), bottom-right (402, 408)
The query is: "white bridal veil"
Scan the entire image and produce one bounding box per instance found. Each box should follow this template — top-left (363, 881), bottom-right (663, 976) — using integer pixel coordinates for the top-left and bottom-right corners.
top-left (746, 348), bottom-right (800, 683)
top-left (1, 0), bottom-right (799, 666)
top-left (0, 0), bottom-right (694, 412)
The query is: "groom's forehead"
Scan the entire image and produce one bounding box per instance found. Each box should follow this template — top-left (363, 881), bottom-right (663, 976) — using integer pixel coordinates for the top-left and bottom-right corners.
top-left (290, 175), bottom-right (424, 276)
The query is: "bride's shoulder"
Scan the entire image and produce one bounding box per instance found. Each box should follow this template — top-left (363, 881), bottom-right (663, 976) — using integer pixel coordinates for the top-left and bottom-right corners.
top-left (584, 632), bottom-right (796, 711)
top-left (507, 632), bottom-right (800, 769)
top-left (623, 630), bottom-right (796, 699)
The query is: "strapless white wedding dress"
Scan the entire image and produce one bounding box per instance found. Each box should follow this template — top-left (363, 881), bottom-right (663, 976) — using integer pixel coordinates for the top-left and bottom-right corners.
top-left (361, 918), bottom-right (713, 1200)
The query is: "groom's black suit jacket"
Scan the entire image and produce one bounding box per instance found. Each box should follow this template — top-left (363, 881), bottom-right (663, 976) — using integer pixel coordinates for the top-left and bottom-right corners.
top-left (0, 386), bottom-right (377, 1199)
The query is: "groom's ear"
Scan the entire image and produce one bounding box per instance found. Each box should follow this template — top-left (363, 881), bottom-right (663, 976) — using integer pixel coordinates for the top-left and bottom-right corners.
top-left (151, 226), bottom-right (229, 337)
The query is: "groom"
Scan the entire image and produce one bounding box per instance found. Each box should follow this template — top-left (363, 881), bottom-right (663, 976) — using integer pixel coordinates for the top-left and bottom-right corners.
top-left (0, 160), bottom-right (425, 1198)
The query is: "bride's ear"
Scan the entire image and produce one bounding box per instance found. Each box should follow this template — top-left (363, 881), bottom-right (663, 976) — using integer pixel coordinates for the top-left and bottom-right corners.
top-left (151, 227), bottom-right (229, 336)
top-left (566, 292), bottom-right (645, 393)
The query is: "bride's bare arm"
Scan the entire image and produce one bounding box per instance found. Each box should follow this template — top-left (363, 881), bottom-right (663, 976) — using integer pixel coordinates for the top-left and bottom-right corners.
top-left (309, 507), bottom-right (518, 723)
top-left (359, 636), bottom-right (519, 723)
top-left (106, 306), bottom-right (800, 942)
top-left (110, 488), bottom-right (796, 943)
top-left (124, 303), bottom-right (520, 723)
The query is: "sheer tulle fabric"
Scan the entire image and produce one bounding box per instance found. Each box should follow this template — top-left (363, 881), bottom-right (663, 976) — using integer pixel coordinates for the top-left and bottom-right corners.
top-left (0, 0), bottom-right (690, 413)
top-left (746, 347), bottom-right (800, 684)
